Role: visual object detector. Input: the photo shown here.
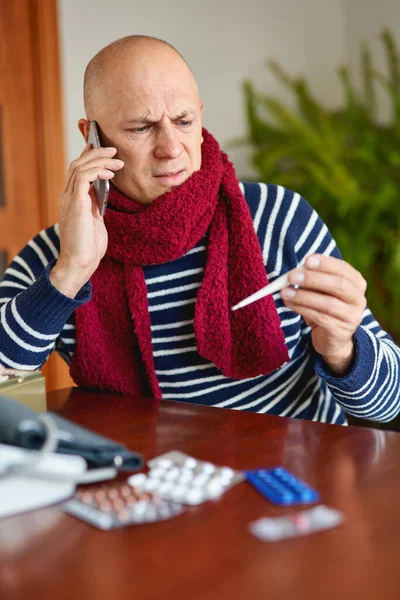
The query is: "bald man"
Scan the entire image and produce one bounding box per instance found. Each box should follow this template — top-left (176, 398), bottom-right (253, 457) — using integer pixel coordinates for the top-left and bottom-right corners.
top-left (1, 35), bottom-right (399, 425)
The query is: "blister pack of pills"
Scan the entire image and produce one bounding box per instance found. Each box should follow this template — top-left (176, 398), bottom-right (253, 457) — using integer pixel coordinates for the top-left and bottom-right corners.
top-left (128, 450), bottom-right (244, 505)
top-left (248, 505), bottom-right (344, 542)
top-left (62, 481), bottom-right (184, 530)
top-left (245, 467), bottom-right (320, 505)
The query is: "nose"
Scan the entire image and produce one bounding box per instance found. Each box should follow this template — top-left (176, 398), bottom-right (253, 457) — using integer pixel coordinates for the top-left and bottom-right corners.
top-left (153, 125), bottom-right (183, 160)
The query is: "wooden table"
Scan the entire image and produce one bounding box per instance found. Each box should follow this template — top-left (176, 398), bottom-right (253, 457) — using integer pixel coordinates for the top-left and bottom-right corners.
top-left (1, 388), bottom-right (400, 600)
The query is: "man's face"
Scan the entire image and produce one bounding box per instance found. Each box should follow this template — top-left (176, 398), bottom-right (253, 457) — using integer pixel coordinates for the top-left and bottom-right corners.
top-left (83, 48), bottom-right (204, 205)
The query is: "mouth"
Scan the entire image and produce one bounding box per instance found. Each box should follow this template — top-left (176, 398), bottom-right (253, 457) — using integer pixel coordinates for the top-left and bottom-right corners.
top-left (153, 169), bottom-right (186, 186)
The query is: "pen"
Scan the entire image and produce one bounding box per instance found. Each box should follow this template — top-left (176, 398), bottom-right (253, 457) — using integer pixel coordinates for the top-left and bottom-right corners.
top-left (231, 267), bottom-right (305, 311)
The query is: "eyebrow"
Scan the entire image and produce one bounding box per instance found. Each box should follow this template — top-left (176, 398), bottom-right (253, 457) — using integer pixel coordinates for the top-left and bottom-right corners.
top-left (121, 110), bottom-right (196, 126)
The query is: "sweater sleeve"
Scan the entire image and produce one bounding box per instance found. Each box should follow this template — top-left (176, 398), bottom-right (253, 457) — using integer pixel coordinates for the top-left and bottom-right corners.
top-left (243, 182), bottom-right (400, 423)
top-left (0, 226), bottom-right (90, 370)
top-left (288, 191), bottom-right (400, 423)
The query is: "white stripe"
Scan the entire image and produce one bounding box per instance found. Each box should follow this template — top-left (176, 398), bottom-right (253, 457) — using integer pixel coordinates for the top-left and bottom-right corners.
top-left (0, 298), bottom-right (12, 304)
top-left (312, 389), bottom-right (325, 422)
top-left (151, 319), bottom-right (194, 331)
top-left (0, 349), bottom-right (41, 370)
top-left (149, 298), bottom-right (196, 312)
top-left (262, 185), bottom-right (285, 263)
top-left (279, 375), bottom-right (320, 417)
top-left (63, 323), bottom-right (76, 330)
top-left (253, 183), bottom-right (268, 234)
top-left (331, 403), bottom-right (343, 424)
top-left (0, 281), bottom-right (26, 290)
top-left (298, 224), bottom-right (329, 264)
top-left (39, 229), bottom-right (59, 259)
top-left (295, 210), bottom-right (318, 253)
top-left (147, 282), bottom-right (201, 299)
top-left (321, 388), bottom-right (332, 423)
top-left (239, 182), bottom-right (245, 194)
top-left (153, 345), bottom-right (198, 357)
top-left (213, 349), bottom-right (307, 409)
top-left (3, 268), bottom-right (32, 286)
top-left (59, 337), bottom-right (76, 345)
top-left (344, 342), bottom-right (398, 420)
top-left (146, 268), bottom-right (203, 285)
top-left (161, 373), bottom-right (226, 388)
top-left (1, 304), bottom-right (55, 352)
top-left (13, 257), bottom-right (35, 282)
top-left (11, 298), bottom-right (59, 341)
top-left (28, 240), bottom-right (48, 268)
top-left (156, 362), bottom-right (215, 376)
top-left (162, 372), bottom-right (265, 400)
top-left (284, 332), bottom-right (301, 345)
top-left (363, 320), bottom-right (380, 331)
top-left (280, 315), bottom-right (301, 327)
top-left (210, 357), bottom-right (304, 411)
top-left (152, 333), bottom-right (195, 344)
top-left (291, 396), bottom-right (312, 418)
top-left (273, 193), bottom-right (301, 275)
top-left (186, 245), bottom-right (206, 256)
top-left (277, 306), bottom-right (294, 315)
top-left (323, 239), bottom-right (336, 256)
top-left (54, 223), bottom-right (60, 236)
top-left (255, 360), bottom-right (309, 414)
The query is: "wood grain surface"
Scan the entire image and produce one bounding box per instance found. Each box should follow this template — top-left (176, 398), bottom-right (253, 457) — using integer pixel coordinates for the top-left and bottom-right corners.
top-left (1, 387), bottom-right (400, 600)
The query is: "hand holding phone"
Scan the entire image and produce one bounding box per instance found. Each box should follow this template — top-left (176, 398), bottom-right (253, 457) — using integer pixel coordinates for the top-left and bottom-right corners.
top-left (88, 121), bottom-right (110, 216)
top-left (50, 128), bottom-right (123, 298)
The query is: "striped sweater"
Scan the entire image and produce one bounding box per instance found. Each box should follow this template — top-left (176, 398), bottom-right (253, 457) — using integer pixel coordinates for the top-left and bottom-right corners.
top-left (1, 183), bottom-right (399, 425)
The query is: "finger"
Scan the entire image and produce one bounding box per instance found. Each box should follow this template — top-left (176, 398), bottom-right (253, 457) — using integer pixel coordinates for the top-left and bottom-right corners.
top-left (283, 302), bottom-right (353, 334)
top-left (65, 146), bottom-right (118, 189)
top-left (89, 185), bottom-right (102, 219)
top-left (287, 268), bottom-right (362, 304)
top-left (71, 167), bottom-right (115, 199)
top-left (281, 288), bottom-right (363, 324)
top-left (72, 156), bottom-right (124, 177)
top-left (65, 155), bottom-right (122, 196)
top-left (304, 254), bottom-right (367, 292)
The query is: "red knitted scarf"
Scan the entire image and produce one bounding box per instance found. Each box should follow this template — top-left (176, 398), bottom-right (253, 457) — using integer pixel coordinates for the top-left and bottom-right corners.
top-left (70, 130), bottom-right (289, 398)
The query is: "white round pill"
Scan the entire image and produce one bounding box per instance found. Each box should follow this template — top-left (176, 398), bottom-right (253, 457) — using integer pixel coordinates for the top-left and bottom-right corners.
top-left (145, 506), bottom-right (158, 521)
top-left (178, 471), bottom-right (193, 484)
top-left (192, 474), bottom-right (210, 488)
top-left (170, 485), bottom-right (188, 501)
top-left (157, 458), bottom-right (173, 469)
top-left (158, 482), bottom-right (174, 495)
top-left (133, 500), bottom-right (148, 515)
top-left (185, 488), bottom-right (205, 505)
top-left (143, 478), bottom-right (159, 492)
top-left (219, 467), bottom-right (235, 480)
top-left (127, 473), bottom-right (147, 488)
top-left (205, 482), bottom-right (225, 499)
top-left (184, 457), bottom-right (198, 469)
top-left (149, 468), bottom-right (164, 480)
top-left (165, 467), bottom-right (180, 481)
top-left (202, 462), bottom-right (216, 474)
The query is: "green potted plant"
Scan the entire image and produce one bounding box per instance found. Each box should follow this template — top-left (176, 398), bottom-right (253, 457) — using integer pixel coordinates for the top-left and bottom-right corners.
top-left (238, 29), bottom-right (400, 343)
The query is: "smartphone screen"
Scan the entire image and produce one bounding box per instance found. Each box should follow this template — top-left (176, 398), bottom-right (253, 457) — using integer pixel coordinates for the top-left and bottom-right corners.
top-left (88, 121), bottom-right (110, 216)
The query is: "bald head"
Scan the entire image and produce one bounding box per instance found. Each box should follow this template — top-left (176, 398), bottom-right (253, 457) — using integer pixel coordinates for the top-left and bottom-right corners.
top-left (83, 35), bottom-right (196, 118)
top-left (79, 34), bottom-right (203, 205)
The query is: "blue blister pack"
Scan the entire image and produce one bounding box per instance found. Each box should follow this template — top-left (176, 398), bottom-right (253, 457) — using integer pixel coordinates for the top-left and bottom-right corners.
top-left (245, 467), bottom-right (320, 506)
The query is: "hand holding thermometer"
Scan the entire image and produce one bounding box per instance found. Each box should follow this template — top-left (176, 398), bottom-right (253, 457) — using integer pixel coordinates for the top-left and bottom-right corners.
top-left (231, 267), bottom-right (306, 311)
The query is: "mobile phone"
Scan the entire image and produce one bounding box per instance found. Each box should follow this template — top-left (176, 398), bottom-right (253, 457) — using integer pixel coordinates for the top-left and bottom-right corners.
top-left (88, 120), bottom-right (110, 216)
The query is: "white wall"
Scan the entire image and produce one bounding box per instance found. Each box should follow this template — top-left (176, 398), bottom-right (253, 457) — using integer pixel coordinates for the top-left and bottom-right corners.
top-left (58, 0), bottom-right (346, 177)
top-left (344, 0), bottom-right (400, 123)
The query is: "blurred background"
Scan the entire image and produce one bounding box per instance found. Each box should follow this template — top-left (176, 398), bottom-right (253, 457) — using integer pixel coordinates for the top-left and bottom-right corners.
top-left (0, 0), bottom-right (399, 402)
